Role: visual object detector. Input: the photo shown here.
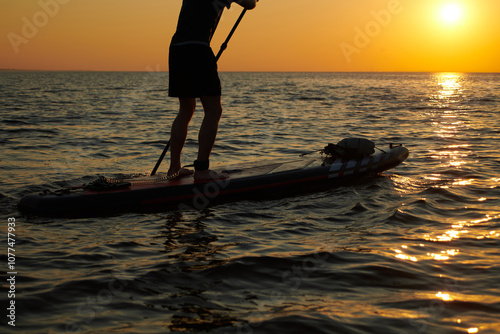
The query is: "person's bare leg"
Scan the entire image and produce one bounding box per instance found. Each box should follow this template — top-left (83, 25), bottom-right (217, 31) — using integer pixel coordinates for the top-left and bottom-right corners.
top-left (195, 95), bottom-right (228, 180)
top-left (168, 97), bottom-right (196, 177)
top-left (198, 95), bottom-right (222, 160)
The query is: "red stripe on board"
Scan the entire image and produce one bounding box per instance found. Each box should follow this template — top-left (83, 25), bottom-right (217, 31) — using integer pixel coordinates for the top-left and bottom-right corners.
top-left (141, 173), bottom-right (330, 206)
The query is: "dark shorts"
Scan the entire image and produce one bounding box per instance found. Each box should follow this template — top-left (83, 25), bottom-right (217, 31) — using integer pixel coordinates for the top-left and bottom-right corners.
top-left (168, 44), bottom-right (222, 98)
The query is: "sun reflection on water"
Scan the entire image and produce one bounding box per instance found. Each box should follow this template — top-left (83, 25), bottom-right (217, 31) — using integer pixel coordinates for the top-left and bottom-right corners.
top-left (435, 72), bottom-right (465, 100)
top-left (393, 73), bottom-right (499, 267)
top-left (393, 214), bottom-right (500, 263)
top-left (427, 73), bottom-right (472, 171)
top-left (438, 73), bottom-right (462, 92)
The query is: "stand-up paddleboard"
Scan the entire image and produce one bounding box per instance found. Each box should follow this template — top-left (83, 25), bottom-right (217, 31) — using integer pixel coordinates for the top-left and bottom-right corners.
top-left (18, 143), bottom-right (409, 217)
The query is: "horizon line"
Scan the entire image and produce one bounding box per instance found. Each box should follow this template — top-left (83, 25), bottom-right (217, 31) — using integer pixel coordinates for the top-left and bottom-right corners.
top-left (1, 69), bottom-right (499, 74)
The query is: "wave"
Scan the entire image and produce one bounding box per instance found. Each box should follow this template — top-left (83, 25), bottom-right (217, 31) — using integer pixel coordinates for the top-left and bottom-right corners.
top-left (1, 128), bottom-right (59, 135)
top-left (1, 119), bottom-right (31, 125)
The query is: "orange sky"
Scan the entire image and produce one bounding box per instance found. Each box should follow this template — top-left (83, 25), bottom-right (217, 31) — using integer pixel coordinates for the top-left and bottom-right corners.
top-left (1, 0), bottom-right (499, 72)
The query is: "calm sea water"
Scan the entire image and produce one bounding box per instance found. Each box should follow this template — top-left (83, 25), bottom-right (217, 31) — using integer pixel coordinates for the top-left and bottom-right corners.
top-left (1, 71), bottom-right (499, 333)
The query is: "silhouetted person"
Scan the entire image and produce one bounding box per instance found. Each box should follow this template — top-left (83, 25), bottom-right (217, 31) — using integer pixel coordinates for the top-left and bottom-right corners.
top-left (168, 0), bottom-right (257, 180)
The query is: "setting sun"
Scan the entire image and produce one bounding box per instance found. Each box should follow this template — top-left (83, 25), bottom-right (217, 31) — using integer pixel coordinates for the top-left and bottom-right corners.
top-left (441, 3), bottom-right (464, 24)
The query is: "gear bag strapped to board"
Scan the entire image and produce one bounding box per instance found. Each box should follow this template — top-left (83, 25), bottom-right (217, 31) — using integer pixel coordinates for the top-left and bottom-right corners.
top-left (323, 138), bottom-right (376, 160)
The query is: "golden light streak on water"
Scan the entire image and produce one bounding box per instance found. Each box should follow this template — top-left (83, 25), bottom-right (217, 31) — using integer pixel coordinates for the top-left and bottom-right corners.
top-left (436, 291), bottom-right (453, 301)
top-left (394, 212), bottom-right (500, 262)
top-left (428, 253), bottom-right (450, 260)
top-left (424, 214), bottom-right (500, 243)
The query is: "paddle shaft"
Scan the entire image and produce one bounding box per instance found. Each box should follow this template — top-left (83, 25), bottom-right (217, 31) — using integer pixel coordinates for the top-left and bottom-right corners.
top-left (151, 141), bottom-right (170, 176)
top-left (151, 7), bottom-right (249, 176)
top-left (215, 9), bottom-right (248, 61)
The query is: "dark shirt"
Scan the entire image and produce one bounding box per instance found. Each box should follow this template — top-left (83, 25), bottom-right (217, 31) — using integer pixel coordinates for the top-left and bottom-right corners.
top-left (171, 0), bottom-right (235, 45)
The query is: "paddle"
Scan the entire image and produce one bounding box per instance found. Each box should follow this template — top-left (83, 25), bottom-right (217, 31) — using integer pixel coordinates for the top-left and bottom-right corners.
top-left (151, 5), bottom-right (253, 176)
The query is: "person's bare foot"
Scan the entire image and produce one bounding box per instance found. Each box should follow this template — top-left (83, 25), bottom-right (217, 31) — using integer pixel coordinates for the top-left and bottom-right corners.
top-left (167, 167), bottom-right (193, 180)
top-left (194, 169), bottom-right (229, 181)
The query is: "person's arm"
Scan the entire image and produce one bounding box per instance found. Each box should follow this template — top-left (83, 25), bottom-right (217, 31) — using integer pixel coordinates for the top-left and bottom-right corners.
top-left (237, 0), bottom-right (257, 10)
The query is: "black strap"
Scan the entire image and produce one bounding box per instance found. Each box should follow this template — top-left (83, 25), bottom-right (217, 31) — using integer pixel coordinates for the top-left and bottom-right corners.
top-left (194, 160), bottom-right (210, 171)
